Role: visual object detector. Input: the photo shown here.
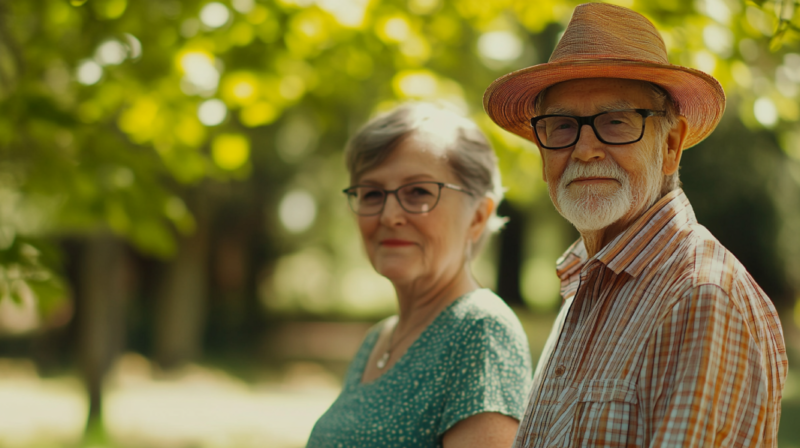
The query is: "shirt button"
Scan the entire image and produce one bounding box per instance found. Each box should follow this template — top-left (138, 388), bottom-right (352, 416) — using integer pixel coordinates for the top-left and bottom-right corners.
top-left (554, 365), bottom-right (566, 377)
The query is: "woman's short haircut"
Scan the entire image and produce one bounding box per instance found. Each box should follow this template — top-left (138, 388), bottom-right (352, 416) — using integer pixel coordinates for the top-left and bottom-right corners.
top-left (344, 102), bottom-right (506, 258)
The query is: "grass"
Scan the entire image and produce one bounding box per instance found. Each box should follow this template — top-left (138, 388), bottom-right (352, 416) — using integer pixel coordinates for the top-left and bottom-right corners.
top-left (0, 307), bottom-right (797, 447)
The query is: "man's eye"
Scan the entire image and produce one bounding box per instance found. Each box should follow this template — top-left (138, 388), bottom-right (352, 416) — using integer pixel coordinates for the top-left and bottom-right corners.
top-left (549, 119), bottom-right (576, 131)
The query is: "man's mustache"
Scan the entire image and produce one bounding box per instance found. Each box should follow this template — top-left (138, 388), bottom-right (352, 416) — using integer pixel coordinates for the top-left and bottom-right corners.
top-left (560, 161), bottom-right (626, 187)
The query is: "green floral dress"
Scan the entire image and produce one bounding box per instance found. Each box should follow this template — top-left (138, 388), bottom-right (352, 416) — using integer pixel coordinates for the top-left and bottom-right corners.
top-left (307, 289), bottom-right (532, 448)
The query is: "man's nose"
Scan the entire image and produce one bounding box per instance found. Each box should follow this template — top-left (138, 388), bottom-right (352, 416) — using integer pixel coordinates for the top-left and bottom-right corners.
top-left (571, 124), bottom-right (606, 162)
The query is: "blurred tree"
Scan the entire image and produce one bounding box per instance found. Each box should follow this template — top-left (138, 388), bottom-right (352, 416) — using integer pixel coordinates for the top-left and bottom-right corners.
top-left (1, 0), bottom-right (799, 436)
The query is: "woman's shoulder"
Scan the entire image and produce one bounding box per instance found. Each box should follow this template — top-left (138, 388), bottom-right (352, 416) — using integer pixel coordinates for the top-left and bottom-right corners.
top-left (446, 289), bottom-right (525, 332)
top-left (431, 289), bottom-right (530, 356)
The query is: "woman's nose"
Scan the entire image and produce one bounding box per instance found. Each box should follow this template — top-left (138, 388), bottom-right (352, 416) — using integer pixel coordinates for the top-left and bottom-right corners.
top-left (379, 193), bottom-right (407, 226)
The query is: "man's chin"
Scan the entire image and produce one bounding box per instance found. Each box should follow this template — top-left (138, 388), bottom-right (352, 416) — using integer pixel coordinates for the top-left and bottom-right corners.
top-left (556, 195), bottom-right (631, 232)
top-left (563, 211), bottom-right (623, 232)
top-left (561, 194), bottom-right (621, 214)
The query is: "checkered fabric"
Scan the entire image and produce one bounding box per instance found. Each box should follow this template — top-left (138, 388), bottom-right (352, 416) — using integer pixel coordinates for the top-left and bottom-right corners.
top-left (514, 189), bottom-right (788, 447)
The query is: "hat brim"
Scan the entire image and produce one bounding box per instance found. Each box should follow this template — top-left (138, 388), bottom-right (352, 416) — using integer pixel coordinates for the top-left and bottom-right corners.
top-left (483, 59), bottom-right (726, 149)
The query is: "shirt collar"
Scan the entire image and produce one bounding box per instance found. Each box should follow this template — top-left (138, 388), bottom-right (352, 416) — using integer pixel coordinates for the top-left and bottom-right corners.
top-left (556, 189), bottom-right (697, 279)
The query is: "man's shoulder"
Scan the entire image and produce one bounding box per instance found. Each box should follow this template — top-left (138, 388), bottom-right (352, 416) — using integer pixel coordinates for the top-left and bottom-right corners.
top-left (655, 221), bottom-right (773, 317)
top-left (680, 222), bottom-right (754, 292)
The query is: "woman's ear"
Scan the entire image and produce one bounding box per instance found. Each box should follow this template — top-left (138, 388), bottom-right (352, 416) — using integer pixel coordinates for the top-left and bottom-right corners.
top-left (469, 196), bottom-right (494, 242)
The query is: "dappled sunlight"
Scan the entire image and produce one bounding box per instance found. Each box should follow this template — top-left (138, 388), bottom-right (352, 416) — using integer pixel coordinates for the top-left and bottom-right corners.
top-left (211, 134), bottom-right (250, 171)
top-left (76, 60), bottom-right (103, 85)
top-left (1, 319), bottom-right (799, 446)
top-left (4, 0), bottom-right (800, 445)
top-left (0, 355), bottom-right (342, 448)
top-left (317, 0), bottom-right (370, 28)
top-left (0, 359), bottom-right (85, 447)
top-left (478, 31), bottom-right (524, 65)
top-left (220, 72), bottom-right (260, 107)
top-left (178, 51), bottom-right (220, 96)
top-left (105, 357), bottom-right (340, 448)
top-left (198, 99), bottom-right (228, 126)
top-left (95, 40), bottom-right (128, 66)
top-left (391, 70), bottom-right (467, 110)
top-left (278, 190), bottom-right (317, 233)
top-left (199, 3), bottom-right (231, 29)
top-left (755, 97), bottom-right (779, 127)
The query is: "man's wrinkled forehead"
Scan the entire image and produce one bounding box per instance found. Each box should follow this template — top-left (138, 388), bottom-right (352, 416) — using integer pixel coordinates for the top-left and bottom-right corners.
top-left (537, 78), bottom-right (657, 115)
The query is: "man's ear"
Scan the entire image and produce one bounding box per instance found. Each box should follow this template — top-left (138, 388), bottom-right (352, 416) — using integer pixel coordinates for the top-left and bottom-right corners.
top-left (663, 115), bottom-right (689, 176)
top-left (469, 196), bottom-right (494, 242)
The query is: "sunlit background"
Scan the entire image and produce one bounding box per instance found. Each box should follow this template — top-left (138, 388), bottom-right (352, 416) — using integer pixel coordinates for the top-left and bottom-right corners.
top-left (1, 0), bottom-right (799, 446)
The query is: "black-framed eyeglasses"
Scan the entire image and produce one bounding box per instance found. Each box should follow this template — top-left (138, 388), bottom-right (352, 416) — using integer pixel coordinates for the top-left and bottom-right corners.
top-left (530, 109), bottom-right (665, 150)
top-left (342, 181), bottom-right (473, 216)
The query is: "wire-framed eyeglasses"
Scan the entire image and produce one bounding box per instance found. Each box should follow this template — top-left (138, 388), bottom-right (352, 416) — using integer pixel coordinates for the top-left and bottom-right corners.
top-left (531, 109), bottom-right (666, 150)
top-left (342, 181), bottom-right (473, 216)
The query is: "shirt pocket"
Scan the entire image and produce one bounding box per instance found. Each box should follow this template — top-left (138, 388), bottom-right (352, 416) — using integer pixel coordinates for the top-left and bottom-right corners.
top-left (569, 379), bottom-right (640, 448)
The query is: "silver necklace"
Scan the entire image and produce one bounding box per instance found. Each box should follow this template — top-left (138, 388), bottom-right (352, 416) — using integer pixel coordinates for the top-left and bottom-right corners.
top-left (376, 316), bottom-right (433, 369)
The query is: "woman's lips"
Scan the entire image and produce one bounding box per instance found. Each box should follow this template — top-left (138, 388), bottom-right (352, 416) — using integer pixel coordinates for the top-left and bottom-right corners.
top-left (380, 239), bottom-right (414, 247)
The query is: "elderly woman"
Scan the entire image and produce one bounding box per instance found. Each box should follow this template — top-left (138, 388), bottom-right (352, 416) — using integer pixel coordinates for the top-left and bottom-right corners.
top-left (307, 103), bottom-right (532, 447)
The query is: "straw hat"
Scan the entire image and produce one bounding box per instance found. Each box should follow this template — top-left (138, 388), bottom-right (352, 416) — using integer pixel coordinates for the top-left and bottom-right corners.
top-left (483, 2), bottom-right (726, 149)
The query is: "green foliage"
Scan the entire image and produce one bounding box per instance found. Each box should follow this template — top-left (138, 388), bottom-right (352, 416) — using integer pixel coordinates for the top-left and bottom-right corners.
top-left (0, 238), bottom-right (66, 321)
top-left (1, 0), bottom-right (799, 318)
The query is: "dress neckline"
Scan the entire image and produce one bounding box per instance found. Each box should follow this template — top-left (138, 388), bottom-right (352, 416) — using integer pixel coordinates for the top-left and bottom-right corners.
top-left (355, 289), bottom-right (483, 387)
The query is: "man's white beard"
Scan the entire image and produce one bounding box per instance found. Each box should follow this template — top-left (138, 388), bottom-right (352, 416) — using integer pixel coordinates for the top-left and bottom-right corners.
top-left (551, 149), bottom-right (663, 232)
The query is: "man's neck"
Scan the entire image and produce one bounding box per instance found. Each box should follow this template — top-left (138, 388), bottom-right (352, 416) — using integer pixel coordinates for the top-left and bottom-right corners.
top-left (579, 191), bottom-right (670, 258)
top-left (580, 230), bottom-right (607, 259)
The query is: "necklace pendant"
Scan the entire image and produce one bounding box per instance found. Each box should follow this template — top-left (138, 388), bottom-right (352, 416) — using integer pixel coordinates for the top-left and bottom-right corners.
top-left (376, 351), bottom-right (390, 369)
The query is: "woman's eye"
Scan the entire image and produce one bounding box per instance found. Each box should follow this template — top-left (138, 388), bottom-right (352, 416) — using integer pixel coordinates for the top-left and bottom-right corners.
top-left (361, 190), bottom-right (383, 200)
top-left (409, 187), bottom-right (434, 196)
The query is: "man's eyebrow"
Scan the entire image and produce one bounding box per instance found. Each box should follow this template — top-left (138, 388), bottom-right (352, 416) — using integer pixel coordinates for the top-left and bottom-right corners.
top-left (543, 100), bottom-right (636, 116)
top-left (598, 100), bottom-right (635, 112)
top-left (543, 105), bottom-right (573, 115)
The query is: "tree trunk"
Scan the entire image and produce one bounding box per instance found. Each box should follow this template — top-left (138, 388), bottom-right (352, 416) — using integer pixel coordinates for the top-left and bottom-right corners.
top-left (78, 232), bottom-right (127, 434)
top-left (496, 201), bottom-right (526, 307)
top-left (154, 205), bottom-right (210, 370)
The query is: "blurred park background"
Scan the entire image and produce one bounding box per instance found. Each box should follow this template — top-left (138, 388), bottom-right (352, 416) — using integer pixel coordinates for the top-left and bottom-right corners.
top-left (1, 0), bottom-right (800, 446)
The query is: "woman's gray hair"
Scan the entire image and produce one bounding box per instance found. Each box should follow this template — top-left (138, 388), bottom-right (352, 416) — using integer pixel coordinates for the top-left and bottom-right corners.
top-left (344, 102), bottom-right (506, 258)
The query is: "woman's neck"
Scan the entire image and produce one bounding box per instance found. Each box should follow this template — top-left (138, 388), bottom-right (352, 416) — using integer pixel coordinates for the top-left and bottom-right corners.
top-left (392, 266), bottom-right (479, 334)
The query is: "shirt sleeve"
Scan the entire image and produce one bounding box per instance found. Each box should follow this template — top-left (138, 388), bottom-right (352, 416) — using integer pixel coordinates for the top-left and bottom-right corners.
top-left (640, 284), bottom-right (771, 447)
top-left (437, 315), bottom-right (533, 436)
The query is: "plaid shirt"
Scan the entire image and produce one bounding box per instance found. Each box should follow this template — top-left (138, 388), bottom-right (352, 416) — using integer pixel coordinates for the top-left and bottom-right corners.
top-left (514, 190), bottom-right (788, 447)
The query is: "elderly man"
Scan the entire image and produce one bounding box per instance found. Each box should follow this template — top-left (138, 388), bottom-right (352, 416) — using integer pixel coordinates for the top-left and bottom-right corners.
top-left (484, 3), bottom-right (788, 447)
